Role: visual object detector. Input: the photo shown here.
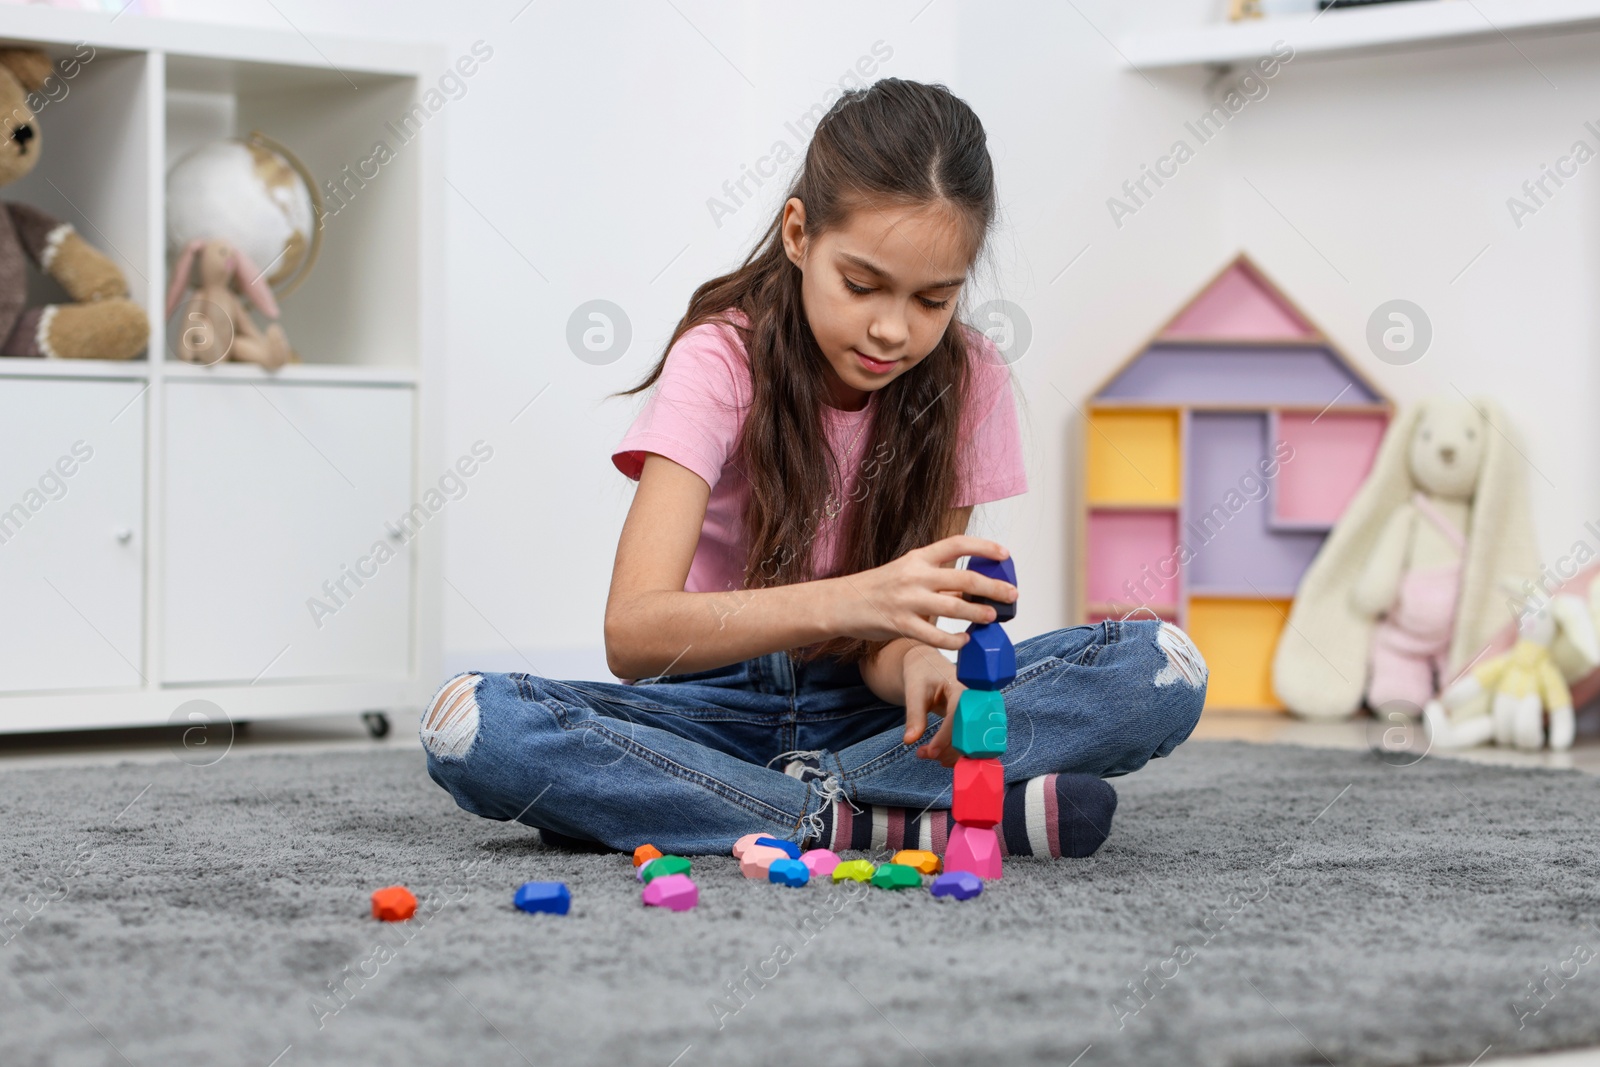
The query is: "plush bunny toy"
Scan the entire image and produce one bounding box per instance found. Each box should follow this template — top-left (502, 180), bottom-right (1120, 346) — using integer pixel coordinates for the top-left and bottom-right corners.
top-left (0, 48), bottom-right (147, 360)
top-left (1425, 593), bottom-right (1600, 751)
top-left (1274, 394), bottom-right (1540, 720)
top-left (165, 237), bottom-right (294, 369)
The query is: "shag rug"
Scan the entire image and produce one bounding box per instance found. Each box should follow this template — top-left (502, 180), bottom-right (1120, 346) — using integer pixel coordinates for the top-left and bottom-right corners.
top-left (2, 739), bottom-right (1599, 1067)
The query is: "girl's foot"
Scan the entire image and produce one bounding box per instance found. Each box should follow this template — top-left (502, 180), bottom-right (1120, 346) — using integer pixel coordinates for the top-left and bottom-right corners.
top-left (807, 773), bottom-right (1116, 859)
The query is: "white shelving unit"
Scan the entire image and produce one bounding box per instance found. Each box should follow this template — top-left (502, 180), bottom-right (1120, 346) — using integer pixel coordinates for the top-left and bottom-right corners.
top-left (0, 8), bottom-right (444, 735)
top-left (1123, 0), bottom-right (1600, 70)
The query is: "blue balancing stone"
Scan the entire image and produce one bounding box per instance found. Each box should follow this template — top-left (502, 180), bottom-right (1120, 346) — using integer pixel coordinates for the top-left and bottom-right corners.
top-left (957, 622), bottom-right (1016, 690)
top-left (964, 555), bottom-right (1018, 623)
top-left (754, 836), bottom-right (801, 859)
top-left (768, 858), bottom-right (810, 887)
top-left (930, 871), bottom-right (983, 901)
top-left (513, 881), bottom-right (571, 915)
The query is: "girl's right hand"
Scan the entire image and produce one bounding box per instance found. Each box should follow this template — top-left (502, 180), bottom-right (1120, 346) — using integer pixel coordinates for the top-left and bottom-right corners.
top-left (833, 536), bottom-right (1017, 650)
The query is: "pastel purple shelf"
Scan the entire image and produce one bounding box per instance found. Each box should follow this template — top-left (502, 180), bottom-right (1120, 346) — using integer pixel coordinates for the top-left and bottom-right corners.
top-left (1096, 344), bottom-right (1381, 407)
top-left (1185, 412), bottom-right (1324, 592)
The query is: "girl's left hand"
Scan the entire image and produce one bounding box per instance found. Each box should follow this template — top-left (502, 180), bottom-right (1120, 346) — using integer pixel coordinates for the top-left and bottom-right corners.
top-left (900, 645), bottom-right (963, 767)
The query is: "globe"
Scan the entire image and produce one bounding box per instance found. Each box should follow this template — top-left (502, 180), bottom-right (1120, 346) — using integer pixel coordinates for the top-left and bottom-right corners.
top-left (165, 133), bottom-right (320, 292)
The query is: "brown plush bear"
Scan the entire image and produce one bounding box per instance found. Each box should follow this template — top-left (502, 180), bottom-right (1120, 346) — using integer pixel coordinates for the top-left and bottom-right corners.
top-left (0, 47), bottom-right (147, 360)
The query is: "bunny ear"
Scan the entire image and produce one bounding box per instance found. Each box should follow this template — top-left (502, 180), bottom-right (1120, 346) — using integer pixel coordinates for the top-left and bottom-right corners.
top-left (164, 238), bottom-right (206, 320)
top-left (227, 246), bottom-right (281, 319)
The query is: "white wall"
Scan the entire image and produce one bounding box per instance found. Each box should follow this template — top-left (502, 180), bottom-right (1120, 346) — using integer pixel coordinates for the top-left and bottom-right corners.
top-left (157, 0), bottom-right (1597, 678)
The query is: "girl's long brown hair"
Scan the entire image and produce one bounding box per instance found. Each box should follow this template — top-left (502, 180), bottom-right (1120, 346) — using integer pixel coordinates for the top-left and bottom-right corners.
top-left (621, 78), bottom-right (998, 663)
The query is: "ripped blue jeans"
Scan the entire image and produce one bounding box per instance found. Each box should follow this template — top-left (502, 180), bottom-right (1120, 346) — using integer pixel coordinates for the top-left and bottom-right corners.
top-left (420, 618), bottom-right (1207, 856)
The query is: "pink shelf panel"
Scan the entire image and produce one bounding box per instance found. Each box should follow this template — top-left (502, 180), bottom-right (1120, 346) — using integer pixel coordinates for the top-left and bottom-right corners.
top-left (1086, 509), bottom-right (1180, 609)
top-left (1160, 260), bottom-right (1317, 341)
top-left (1272, 410), bottom-right (1388, 528)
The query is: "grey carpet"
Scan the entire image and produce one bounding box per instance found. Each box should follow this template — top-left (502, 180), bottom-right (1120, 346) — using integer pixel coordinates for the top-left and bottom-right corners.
top-left (3, 740), bottom-right (1600, 1067)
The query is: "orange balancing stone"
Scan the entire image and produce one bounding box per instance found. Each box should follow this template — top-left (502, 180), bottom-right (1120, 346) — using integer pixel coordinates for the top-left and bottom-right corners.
top-left (633, 844), bottom-right (663, 867)
top-left (891, 849), bottom-right (941, 876)
top-left (371, 885), bottom-right (417, 922)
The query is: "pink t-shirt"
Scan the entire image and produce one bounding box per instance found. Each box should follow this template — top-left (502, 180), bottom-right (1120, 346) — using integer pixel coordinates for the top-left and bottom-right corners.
top-left (612, 309), bottom-right (1027, 593)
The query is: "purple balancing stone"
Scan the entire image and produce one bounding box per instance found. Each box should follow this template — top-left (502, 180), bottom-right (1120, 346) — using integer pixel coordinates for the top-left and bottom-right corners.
top-left (641, 873), bottom-right (698, 911)
top-left (799, 849), bottom-right (841, 878)
top-left (930, 870), bottom-right (983, 901)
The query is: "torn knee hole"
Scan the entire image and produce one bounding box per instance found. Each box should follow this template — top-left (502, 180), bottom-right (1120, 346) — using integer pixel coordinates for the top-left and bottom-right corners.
top-left (1154, 623), bottom-right (1207, 688)
top-left (421, 673), bottom-right (482, 758)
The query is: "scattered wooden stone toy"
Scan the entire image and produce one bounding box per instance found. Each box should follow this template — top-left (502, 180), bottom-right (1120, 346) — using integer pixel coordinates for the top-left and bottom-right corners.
top-left (870, 863), bottom-right (922, 890)
top-left (799, 848), bottom-right (840, 878)
top-left (731, 833), bottom-right (767, 858)
top-left (930, 870), bottom-right (983, 901)
top-left (767, 858), bottom-right (810, 887)
top-left (891, 849), bottom-right (941, 875)
top-left (740, 845), bottom-right (789, 879)
top-left (639, 855), bottom-right (691, 884)
top-left (513, 881), bottom-right (571, 915)
top-left (641, 873), bottom-right (698, 912)
top-left (371, 885), bottom-right (417, 922)
top-left (633, 844), bottom-right (663, 867)
top-left (831, 859), bottom-right (875, 883)
top-left (754, 836), bottom-right (801, 859)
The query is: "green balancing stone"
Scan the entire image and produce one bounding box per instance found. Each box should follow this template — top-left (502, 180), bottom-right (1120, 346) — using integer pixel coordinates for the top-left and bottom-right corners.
top-left (831, 859), bottom-right (876, 883)
top-left (870, 863), bottom-right (922, 890)
top-left (639, 855), bottom-right (691, 884)
top-left (952, 689), bottom-right (1007, 758)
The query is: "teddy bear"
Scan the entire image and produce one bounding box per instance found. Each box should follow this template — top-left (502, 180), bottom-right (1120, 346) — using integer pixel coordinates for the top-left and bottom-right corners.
top-left (1274, 394), bottom-right (1541, 720)
top-left (0, 47), bottom-right (147, 361)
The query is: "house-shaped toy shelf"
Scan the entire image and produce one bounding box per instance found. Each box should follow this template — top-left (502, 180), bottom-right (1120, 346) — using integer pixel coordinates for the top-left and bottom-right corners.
top-left (1076, 254), bottom-right (1393, 712)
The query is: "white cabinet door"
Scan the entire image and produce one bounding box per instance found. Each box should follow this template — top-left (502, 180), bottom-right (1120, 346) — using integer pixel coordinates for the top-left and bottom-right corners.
top-left (163, 382), bottom-right (415, 684)
top-left (0, 379), bottom-right (145, 693)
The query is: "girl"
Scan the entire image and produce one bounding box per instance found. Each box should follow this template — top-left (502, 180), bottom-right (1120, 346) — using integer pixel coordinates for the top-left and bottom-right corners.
top-left (422, 78), bottom-right (1207, 858)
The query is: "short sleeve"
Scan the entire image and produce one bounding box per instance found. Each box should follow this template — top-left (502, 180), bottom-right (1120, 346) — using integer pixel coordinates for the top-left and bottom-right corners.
top-left (612, 317), bottom-right (752, 490)
top-left (954, 328), bottom-right (1028, 507)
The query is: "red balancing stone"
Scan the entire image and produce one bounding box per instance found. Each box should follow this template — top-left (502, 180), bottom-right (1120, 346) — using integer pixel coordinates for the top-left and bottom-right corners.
top-left (953, 757), bottom-right (1004, 828)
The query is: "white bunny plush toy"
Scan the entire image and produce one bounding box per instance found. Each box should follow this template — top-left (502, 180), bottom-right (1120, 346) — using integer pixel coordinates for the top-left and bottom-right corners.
top-left (1274, 394), bottom-right (1540, 721)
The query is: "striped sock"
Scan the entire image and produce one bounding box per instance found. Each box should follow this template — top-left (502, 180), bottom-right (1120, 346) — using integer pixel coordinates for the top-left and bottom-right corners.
top-left (810, 773), bottom-right (1116, 859)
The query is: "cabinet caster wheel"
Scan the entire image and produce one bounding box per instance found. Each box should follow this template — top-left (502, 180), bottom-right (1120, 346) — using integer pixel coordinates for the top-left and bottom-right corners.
top-left (361, 711), bottom-right (391, 739)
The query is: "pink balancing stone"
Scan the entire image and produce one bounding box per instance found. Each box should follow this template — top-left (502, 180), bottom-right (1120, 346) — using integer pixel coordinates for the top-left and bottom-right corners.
top-left (740, 845), bottom-right (789, 879)
top-left (732, 833), bottom-right (766, 859)
top-left (944, 822), bottom-right (1002, 880)
top-left (641, 873), bottom-right (698, 911)
top-left (800, 849), bottom-right (841, 879)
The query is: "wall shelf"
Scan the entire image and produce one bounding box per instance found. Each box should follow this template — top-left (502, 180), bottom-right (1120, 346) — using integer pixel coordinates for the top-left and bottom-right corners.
top-left (1121, 0), bottom-right (1600, 71)
top-left (1075, 254), bottom-right (1393, 713)
top-left (159, 362), bottom-right (420, 387)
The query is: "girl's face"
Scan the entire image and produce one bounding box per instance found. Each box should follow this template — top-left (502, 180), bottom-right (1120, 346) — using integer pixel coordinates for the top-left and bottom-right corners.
top-left (781, 197), bottom-right (971, 410)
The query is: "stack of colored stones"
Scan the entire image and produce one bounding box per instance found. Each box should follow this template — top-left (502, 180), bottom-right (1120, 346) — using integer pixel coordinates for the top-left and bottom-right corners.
top-left (943, 553), bottom-right (1017, 883)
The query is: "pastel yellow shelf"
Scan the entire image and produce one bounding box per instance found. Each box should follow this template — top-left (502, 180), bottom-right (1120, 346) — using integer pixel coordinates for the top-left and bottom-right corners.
top-left (1085, 408), bottom-right (1181, 506)
top-left (1186, 596), bottom-right (1292, 712)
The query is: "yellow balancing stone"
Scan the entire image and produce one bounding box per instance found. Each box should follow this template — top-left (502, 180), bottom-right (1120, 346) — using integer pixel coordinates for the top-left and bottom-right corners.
top-left (891, 849), bottom-right (941, 876)
top-left (831, 859), bottom-right (875, 883)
